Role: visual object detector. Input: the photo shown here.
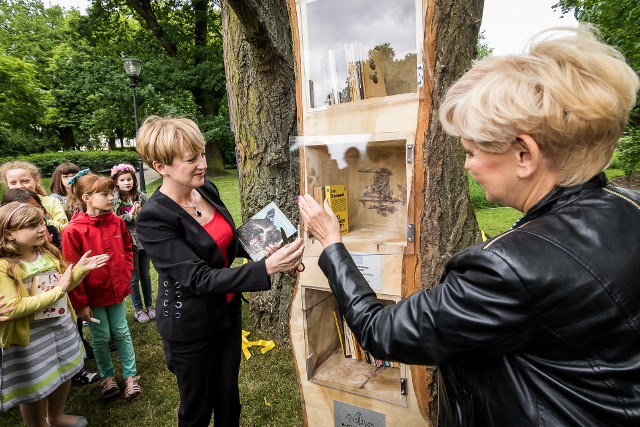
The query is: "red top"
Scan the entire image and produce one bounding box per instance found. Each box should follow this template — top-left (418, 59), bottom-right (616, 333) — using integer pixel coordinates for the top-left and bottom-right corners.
top-left (202, 211), bottom-right (236, 302)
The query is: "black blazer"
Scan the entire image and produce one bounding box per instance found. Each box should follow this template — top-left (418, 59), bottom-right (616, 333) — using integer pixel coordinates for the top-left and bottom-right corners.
top-left (136, 180), bottom-right (270, 342)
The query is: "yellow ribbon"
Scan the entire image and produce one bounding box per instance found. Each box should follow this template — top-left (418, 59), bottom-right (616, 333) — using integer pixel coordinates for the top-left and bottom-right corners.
top-left (241, 329), bottom-right (276, 360)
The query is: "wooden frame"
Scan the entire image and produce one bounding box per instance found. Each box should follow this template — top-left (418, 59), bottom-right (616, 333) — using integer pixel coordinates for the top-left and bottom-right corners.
top-left (289, 0), bottom-right (433, 425)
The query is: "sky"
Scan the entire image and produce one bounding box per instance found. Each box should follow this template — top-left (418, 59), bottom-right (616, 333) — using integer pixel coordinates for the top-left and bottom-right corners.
top-left (47, 0), bottom-right (578, 55)
top-left (480, 0), bottom-right (578, 54)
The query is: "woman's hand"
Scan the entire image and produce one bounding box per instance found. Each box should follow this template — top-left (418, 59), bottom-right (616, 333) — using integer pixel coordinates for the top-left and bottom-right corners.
top-left (0, 294), bottom-right (13, 321)
top-left (298, 194), bottom-right (342, 248)
top-left (265, 238), bottom-right (305, 276)
top-left (263, 242), bottom-right (281, 259)
top-left (76, 250), bottom-right (110, 271)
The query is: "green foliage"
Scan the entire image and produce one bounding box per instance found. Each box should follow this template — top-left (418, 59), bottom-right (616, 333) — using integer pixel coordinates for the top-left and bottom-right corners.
top-left (0, 0), bottom-right (236, 164)
top-left (0, 150), bottom-right (139, 175)
top-left (618, 129), bottom-right (640, 177)
top-left (0, 54), bottom-right (44, 128)
top-left (476, 31), bottom-right (493, 59)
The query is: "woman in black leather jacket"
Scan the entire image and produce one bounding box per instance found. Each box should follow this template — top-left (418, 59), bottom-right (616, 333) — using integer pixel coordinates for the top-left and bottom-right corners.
top-left (299, 27), bottom-right (640, 426)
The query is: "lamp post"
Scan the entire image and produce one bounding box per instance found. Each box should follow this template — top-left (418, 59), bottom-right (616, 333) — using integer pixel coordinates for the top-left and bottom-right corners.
top-left (122, 57), bottom-right (146, 192)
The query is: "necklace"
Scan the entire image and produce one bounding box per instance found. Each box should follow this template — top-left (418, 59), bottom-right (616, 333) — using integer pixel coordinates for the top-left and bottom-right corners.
top-left (180, 204), bottom-right (202, 217)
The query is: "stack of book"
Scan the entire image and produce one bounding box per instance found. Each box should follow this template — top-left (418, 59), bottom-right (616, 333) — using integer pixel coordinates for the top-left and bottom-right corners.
top-left (333, 306), bottom-right (399, 368)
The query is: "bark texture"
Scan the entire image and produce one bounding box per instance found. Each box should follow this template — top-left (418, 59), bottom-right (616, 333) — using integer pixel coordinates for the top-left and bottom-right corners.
top-left (416, 0), bottom-right (484, 423)
top-left (221, 0), bottom-right (298, 342)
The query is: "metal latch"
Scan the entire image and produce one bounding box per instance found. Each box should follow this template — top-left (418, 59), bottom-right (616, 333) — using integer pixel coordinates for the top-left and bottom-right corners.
top-left (407, 224), bottom-right (414, 243)
top-left (417, 64), bottom-right (424, 87)
top-left (406, 144), bottom-right (414, 164)
top-left (400, 377), bottom-right (408, 395)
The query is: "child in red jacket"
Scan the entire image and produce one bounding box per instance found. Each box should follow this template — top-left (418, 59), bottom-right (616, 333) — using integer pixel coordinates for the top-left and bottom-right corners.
top-left (62, 170), bottom-right (142, 403)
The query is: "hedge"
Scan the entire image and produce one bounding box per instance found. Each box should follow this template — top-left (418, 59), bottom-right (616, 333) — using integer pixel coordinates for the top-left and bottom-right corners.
top-left (0, 150), bottom-right (140, 175)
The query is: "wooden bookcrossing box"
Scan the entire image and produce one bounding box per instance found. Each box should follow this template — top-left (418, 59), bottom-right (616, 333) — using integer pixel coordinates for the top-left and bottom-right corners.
top-left (289, 0), bottom-right (432, 425)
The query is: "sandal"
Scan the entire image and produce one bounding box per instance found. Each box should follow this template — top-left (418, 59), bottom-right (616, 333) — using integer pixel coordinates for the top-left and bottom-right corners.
top-left (147, 308), bottom-right (156, 320)
top-left (135, 310), bottom-right (150, 323)
top-left (46, 415), bottom-right (88, 427)
top-left (124, 375), bottom-right (142, 403)
top-left (72, 368), bottom-right (100, 385)
top-left (101, 376), bottom-right (120, 399)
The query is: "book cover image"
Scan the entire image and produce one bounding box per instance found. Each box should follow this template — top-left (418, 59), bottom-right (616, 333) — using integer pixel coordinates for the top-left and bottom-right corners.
top-left (237, 202), bottom-right (298, 262)
top-left (30, 272), bottom-right (68, 320)
top-left (314, 185), bottom-right (349, 234)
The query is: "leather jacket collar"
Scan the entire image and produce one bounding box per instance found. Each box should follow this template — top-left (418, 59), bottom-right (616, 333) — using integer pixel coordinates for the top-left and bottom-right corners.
top-left (512, 173), bottom-right (607, 229)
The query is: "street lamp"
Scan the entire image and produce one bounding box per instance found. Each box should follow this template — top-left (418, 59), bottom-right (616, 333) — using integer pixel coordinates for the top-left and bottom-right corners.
top-left (122, 56), bottom-right (146, 192)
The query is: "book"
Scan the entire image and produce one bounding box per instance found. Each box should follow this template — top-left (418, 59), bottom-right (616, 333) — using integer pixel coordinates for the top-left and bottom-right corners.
top-left (31, 272), bottom-right (68, 320)
top-left (236, 202), bottom-right (297, 262)
top-left (313, 185), bottom-right (349, 234)
top-left (333, 308), bottom-right (346, 357)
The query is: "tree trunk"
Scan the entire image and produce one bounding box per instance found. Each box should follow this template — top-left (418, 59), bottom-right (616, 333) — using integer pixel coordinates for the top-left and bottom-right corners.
top-left (221, 0), bottom-right (298, 342)
top-left (409, 0), bottom-right (484, 422)
top-left (58, 126), bottom-right (76, 150)
top-left (107, 136), bottom-right (116, 150)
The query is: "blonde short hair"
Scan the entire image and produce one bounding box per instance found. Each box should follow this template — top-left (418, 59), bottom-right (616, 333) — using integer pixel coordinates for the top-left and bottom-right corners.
top-left (136, 116), bottom-right (206, 167)
top-left (439, 26), bottom-right (639, 186)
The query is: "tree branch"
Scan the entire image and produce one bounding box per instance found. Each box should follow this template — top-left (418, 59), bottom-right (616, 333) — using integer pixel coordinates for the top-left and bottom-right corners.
top-left (125, 0), bottom-right (180, 59)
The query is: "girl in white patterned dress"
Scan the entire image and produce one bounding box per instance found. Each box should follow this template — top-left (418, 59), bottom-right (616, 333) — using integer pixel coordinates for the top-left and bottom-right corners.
top-left (0, 202), bottom-right (108, 427)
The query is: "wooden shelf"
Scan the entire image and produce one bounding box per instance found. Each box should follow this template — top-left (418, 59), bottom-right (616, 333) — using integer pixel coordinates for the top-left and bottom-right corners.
top-left (305, 224), bottom-right (408, 256)
top-left (311, 351), bottom-right (406, 406)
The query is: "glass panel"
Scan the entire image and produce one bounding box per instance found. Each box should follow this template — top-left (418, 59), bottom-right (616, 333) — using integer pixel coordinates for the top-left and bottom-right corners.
top-left (303, 0), bottom-right (418, 109)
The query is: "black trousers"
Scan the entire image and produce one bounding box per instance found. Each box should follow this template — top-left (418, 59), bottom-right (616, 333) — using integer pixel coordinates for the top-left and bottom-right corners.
top-left (162, 299), bottom-right (242, 427)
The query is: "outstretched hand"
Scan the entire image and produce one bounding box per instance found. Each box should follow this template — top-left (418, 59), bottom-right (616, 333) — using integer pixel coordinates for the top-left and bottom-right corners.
top-left (265, 238), bottom-right (305, 276)
top-left (76, 250), bottom-right (110, 271)
top-left (297, 194), bottom-right (342, 248)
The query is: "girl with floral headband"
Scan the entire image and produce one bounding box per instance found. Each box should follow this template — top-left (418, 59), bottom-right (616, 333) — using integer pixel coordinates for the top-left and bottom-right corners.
top-left (111, 164), bottom-right (153, 323)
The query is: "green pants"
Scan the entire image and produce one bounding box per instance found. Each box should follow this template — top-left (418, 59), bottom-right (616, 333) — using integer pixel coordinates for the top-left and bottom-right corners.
top-left (88, 301), bottom-right (138, 379)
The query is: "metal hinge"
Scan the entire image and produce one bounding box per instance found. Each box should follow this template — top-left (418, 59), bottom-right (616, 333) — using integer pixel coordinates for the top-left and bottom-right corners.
top-left (417, 64), bottom-right (424, 87)
top-left (407, 224), bottom-right (414, 242)
top-left (406, 144), bottom-right (414, 164)
top-left (400, 377), bottom-right (408, 395)
top-left (306, 355), bottom-right (313, 381)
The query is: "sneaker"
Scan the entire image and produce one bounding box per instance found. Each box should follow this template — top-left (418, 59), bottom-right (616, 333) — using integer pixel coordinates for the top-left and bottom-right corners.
top-left (146, 308), bottom-right (156, 320)
top-left (135, 310), bottom-right (150, 323)
top-left (72, 368), bottom-right (100, 385)
top-left (124, 375), bottom-right (142, 403)
top-left (101, 376), bottom-right (120, 399)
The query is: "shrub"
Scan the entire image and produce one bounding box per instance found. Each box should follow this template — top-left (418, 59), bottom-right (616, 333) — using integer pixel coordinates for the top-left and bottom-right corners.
top-left (0, 150), bottom-right (140, 175)
top-left (618, 129), bottom-right (640, 177)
